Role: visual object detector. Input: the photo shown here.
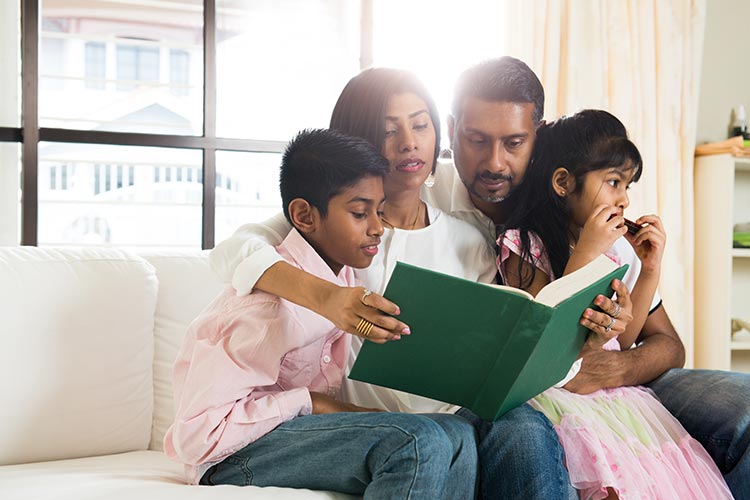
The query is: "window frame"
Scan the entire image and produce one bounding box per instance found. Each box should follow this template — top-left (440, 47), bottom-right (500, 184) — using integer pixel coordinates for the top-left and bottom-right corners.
top-left (2, 0), bottom-right (374, 248)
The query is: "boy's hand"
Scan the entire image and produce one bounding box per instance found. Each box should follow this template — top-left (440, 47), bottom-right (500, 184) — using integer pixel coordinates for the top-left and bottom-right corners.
top-left (574, 204), bottom-right (627, 262)
top-left (624, 214), bottom-right (666, 275)
top-left (310, 391), bottom-right (383, 414)
top-left (324, 286), bottom-right (411, 344)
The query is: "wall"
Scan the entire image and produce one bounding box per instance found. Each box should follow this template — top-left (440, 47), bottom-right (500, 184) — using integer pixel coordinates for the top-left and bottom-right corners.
top-left (696, 0), bottom-right (750, 144)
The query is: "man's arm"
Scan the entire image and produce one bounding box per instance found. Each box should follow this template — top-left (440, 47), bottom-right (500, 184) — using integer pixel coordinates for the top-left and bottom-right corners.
top-left (564, 305), bottom-right (685, 394)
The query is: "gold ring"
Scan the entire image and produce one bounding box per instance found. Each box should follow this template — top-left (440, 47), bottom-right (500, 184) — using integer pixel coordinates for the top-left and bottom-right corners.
top-left (612, 302), bottom-right (621, 319)
top-left (604, 317), bottom-right (616, 333)
top-left (360, 289), bottom-right (373, 307)
top-left (356, 318), bottom-right (375, 337)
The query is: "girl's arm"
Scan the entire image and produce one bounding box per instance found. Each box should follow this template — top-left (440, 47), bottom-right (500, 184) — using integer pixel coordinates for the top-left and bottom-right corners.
top-left (615, 215), bottom-right (666, 349)
top-left (209, 213), bottom-right (408, 342)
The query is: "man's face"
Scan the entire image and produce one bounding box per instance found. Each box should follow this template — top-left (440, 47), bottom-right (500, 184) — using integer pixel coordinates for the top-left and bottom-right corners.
top-left (449, 98), bottom-right (536, 210)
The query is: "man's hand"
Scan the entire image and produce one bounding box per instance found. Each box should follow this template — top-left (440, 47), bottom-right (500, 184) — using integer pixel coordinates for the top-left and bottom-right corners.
top-left (310, 391), bottom-right (383, 414)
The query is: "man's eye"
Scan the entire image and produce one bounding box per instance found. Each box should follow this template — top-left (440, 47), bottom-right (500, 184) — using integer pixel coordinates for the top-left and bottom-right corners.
top-left (506, 140), bottom-right (523, 149)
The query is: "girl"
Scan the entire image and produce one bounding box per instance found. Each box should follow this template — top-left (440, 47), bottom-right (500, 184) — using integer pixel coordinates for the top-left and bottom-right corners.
top-left (498, 109), bottom-right (733, 499)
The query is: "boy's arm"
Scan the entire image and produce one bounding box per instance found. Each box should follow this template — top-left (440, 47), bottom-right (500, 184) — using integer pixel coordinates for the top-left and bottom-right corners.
top-left (564, 305), bottom-right (685, 394)
top-left (166, 303), bottom-right (312, 466)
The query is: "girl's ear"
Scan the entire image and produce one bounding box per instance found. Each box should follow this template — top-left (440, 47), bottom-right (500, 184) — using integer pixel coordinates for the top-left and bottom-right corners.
top-left (287, 198), bottom-right (318, 234)
top-left (551, 167), bottom-right (574, 197)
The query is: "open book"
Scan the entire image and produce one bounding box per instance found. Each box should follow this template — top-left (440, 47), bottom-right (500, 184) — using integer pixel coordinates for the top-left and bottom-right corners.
top-left (349, 254), bottom-right (628, 421)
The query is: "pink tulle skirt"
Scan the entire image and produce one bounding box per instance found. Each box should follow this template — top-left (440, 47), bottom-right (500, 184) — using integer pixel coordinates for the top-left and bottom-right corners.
top-left (529, 386), bottom-right (734, 500)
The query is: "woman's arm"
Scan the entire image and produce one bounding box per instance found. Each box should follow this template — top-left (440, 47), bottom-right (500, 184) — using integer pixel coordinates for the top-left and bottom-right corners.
top-left (210, 213), bottom-right (408, 341)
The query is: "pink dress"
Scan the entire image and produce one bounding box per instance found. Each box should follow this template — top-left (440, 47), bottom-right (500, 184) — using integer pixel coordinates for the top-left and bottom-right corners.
top-left (497, 230), bottom-right (733, 500)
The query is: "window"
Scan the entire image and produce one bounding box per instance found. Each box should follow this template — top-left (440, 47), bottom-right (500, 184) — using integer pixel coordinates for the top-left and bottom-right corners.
top-left (1, 0), bottom-right (505, 249)
top-left (84, 42), bottom-right (106, 89)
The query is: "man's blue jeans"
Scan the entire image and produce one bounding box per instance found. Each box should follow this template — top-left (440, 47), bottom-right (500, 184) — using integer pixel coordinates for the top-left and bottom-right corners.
top-left (199, 411), bottom-right (478, 500)
top-left (457, 405), bottom-right (577, 500)
top-left (646, 368), bottom-right (750, 499)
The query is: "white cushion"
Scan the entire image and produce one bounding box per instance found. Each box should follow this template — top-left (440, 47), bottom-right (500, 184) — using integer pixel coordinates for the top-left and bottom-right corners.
top-left (141, 252), bottom-right (224, 451)
top-left (0, 450), bottom-right (356, 500)
top-left (0, 247), bottom-right (157, 465)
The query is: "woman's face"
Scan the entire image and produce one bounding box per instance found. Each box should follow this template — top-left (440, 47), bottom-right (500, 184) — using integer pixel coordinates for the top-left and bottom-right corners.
top-left (381, 92), bottom-right (436, 195)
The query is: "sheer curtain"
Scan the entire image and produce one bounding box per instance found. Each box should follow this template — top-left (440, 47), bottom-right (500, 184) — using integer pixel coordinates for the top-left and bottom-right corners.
top-left (504, 1), bottom-right (706, 364)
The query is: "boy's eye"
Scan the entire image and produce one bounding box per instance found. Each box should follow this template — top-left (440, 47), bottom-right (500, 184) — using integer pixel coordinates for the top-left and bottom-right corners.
top-left (352, 212), bottom-right (367, 219)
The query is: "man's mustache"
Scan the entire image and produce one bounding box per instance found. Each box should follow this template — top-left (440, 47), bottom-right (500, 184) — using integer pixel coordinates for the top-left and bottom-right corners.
top-left (478, 172), bottom-right (514, 182)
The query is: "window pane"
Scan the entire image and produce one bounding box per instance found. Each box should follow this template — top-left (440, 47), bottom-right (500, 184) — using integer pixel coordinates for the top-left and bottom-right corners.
top-left (40, 0), bottom-right (203, 135)
top-left (38, 142), bottom-right (202, 250)
top-left (216, 0), bottom-right (360, 141)
top-left (0, 143), bottom-right (22, 245)
top-left (0, 1), bottom-right (21, 127)
top-left (215, 150), bottom-right (283, 243)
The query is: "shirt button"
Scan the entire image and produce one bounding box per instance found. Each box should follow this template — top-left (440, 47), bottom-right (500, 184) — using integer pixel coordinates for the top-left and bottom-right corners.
top-left (322, 355), bottom-right (331, 363)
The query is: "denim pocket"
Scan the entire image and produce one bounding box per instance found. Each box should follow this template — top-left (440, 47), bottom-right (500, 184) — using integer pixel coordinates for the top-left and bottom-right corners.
top-left (202, 455), bottom-right (254, 486)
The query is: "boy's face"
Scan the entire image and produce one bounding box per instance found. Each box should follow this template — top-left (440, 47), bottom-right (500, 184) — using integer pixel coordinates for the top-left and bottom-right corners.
top-left (311, 175), bottom-right (386, 275)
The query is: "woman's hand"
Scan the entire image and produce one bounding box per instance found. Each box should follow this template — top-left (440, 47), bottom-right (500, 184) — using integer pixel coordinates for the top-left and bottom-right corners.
top-left (320, 286), bottom-right (411, 344)
top-left (310, 391), bottom-right (383, 414)
top-left (624, 214), bottom-right (666, 275)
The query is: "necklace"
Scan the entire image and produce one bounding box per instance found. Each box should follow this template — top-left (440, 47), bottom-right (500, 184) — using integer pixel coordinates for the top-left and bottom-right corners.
top-left (381, 202), bottom-right (422, 230)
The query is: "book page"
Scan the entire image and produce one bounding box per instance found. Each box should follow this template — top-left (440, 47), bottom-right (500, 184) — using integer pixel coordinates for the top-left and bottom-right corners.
top-left (480, 282), bottom-right (534, 301)
top-left (534, 254), bottom-right (618, 307)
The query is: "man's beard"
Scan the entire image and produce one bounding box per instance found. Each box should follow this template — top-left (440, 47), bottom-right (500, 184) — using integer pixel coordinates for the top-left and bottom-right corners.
top-left (463, 173), bottom-right (516, 203)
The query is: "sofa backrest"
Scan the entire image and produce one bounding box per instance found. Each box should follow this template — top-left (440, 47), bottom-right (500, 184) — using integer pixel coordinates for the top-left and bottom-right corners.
top-left (141, 251), bottom-right (224, 451)
top-left (0, 247), bottom-right (158, 465)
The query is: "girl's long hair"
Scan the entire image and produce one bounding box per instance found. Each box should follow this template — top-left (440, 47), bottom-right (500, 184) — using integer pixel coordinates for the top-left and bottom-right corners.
top-left (502, 109), bottom-right (643, 287)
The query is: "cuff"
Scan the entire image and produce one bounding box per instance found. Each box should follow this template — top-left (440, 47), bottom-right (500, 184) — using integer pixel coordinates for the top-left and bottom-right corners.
top-left (554, 358), bottom-right (582, 388)
top-left (276, 387), bottom-right (313, 418)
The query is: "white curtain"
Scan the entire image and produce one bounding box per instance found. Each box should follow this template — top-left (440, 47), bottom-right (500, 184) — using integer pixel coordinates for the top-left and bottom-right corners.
top-left (503, 0), bottom-right (706, 365)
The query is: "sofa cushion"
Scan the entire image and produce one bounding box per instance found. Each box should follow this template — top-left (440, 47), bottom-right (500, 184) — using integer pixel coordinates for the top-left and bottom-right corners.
top-left (0, 450), bottom-right (356, 500)
top-left (0, 247), bottom-right (157, 465)
top-left (141, 252), bottom-right (224, 451)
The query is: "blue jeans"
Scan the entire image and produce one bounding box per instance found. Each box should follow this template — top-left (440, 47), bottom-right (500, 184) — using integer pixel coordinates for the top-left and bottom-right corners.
top-left (646, 368), bottom-right (750, 499)
top-left (199, 411), bottom-right (478, 500)
top-left (457, 405), bottom-right (577, 500)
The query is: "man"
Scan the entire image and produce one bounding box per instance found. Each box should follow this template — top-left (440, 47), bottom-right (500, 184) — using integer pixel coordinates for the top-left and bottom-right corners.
top-left (423, 56), bottom-right (749, 499)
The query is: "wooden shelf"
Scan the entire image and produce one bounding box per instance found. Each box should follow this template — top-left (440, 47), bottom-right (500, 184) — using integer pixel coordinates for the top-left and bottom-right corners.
top-left (734, 248), bottom-right (750, 258)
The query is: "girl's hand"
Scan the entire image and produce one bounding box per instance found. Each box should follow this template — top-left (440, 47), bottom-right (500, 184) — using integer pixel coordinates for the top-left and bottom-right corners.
top-left (578, 278), bottom-right (633, 348)
top-left (322, 286), bottom-right (411, 344)
top-left (624, 215), bottom-right (666, 275)
top-left (574, 204), bottom-right (627, 262)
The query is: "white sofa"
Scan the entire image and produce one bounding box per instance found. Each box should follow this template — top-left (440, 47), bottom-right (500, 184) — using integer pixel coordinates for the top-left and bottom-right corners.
top-left (0, 246), bottom-right (354, 500)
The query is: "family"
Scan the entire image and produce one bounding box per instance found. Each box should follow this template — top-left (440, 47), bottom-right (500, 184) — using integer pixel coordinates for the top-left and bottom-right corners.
top-left (165, 57), bottom-right (749, 499)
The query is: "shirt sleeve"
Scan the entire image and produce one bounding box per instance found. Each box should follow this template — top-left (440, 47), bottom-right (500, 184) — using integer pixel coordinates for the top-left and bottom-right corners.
top-left (164, 298), bottom-right (312, 467)
top-left (208, 212), bottom-right (293, 295)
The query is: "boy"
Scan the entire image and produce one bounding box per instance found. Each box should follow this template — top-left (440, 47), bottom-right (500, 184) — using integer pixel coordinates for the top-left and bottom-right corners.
top-left (163, 129), bottom-right (478, 499)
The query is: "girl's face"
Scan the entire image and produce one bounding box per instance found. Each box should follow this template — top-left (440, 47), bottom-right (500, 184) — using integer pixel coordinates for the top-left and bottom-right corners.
top-left (381, 92), bottom-right (436, 195)
top-left (567, 165), bottom-right (634, 229)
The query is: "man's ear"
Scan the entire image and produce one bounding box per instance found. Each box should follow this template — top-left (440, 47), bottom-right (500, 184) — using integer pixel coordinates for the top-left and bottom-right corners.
top-left (551, 167), bottom-right (574, 197)
top-left (287, 198), bottom-right (318, 234)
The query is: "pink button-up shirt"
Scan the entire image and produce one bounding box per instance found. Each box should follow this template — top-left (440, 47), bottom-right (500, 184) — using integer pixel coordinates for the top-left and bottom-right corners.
top-left (163, 229), bottom-right (354, 484)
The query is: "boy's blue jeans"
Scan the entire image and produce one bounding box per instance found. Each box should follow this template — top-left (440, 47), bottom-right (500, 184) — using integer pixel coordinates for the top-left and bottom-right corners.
top-left (459, 368), bottom-right (750, 500)
top-left (199, 411), bottom-right (477, 500)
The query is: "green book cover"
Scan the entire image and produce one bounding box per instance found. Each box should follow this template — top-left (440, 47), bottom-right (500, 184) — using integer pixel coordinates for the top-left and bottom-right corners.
top-left (348, 255), bottom-right (629, 421)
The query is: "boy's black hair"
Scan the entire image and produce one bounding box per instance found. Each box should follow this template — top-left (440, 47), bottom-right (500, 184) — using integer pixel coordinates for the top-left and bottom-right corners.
top-left (280, 128), bottom-right (389, 224)
top-left (452, 56), bottom-right (545, 125)
top-left (502, 110), bottom-right (643, 285)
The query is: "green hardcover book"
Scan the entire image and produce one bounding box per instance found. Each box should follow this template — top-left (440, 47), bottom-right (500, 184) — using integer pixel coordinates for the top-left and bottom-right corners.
top-left (349, 254), bottom-right (629, 421)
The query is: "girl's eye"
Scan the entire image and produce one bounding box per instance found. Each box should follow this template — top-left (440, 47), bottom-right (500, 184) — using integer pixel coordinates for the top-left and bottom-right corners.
top-left (607, 179), bottom-right (619, 188)
top-left (377, 210), bottom-right (385, 218)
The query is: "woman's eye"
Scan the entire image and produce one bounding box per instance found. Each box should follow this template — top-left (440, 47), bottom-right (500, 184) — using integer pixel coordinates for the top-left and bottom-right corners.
top-left (385, 129), bottom-right (397, 137)
top-left (414, 123), bottom-right (429, 131)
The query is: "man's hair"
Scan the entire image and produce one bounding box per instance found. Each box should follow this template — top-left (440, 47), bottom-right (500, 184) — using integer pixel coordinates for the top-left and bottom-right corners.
top-left (330, 67), bottom-right (441, 174)
top-left (451, 56), bottom-right (544, 124)
top-left (279, 128), bottom-right (389, 224)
